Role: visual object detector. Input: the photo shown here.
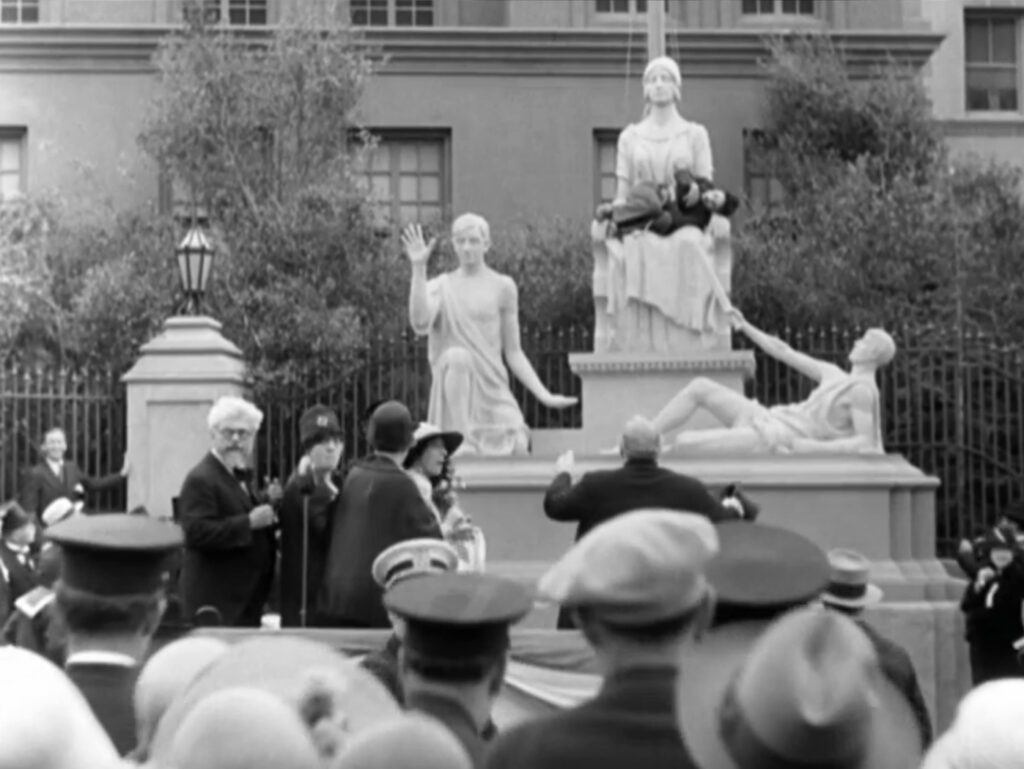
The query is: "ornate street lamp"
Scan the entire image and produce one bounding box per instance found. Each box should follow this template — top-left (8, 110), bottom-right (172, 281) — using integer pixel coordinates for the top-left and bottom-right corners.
top-left (175, 221), bottom-right (215, 315)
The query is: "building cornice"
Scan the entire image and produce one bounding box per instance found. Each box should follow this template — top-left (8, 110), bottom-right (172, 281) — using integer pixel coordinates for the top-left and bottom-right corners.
top-left (0, 26), bottom-right (944, 76)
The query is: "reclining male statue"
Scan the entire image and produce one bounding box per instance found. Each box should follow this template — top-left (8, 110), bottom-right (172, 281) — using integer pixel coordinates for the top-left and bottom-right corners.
top-left (652, 310), bottom-right (896, 455)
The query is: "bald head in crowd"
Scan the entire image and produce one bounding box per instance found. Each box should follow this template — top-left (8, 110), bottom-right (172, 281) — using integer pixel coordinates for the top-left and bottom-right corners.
top-left (620, 416), bottom-right (660, 460)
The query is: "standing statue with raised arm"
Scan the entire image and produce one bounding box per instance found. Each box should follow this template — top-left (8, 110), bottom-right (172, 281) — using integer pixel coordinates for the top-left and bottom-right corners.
top-left (652, 311), bottom-right (896, 454)
top-left (405, 214), bottom-right (578, 456)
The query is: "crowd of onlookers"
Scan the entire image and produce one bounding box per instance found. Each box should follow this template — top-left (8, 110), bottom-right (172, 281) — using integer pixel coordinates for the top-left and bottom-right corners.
top-left (2, 396), bottom-right (1024, 768)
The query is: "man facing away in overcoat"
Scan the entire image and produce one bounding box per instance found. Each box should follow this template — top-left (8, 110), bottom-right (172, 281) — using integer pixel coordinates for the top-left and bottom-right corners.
top-left (543, 416), bottom-right (744, 628)
top-left (177, 396), bottom-right (278, 628)
top-left (318, 400), bottom-right (442, 628)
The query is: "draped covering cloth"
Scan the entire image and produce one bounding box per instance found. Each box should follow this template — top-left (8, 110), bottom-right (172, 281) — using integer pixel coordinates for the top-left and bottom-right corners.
top-left (424, 274), bottom-right (529, 456)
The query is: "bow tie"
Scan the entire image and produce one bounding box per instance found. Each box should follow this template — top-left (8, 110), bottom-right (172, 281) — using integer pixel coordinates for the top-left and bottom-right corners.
top-left (232, 468), bottom-right (254, 482)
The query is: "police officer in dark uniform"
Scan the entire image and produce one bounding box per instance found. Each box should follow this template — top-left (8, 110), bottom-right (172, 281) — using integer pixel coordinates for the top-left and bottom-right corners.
top-left (360, 537), bottom-right (461, 702)
top-left (485, 508), bottom-right (720, 769)
top-left (47, 513), bottom-right (183, 755)
top-left (384, 572), bottom-right (532, 768)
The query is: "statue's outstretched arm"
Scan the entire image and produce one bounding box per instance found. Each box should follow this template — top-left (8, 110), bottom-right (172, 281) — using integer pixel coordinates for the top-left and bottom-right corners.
top-left (733, 313), bottom-right (829, 384)
top-left (500, 279), bottom-right (577, 410)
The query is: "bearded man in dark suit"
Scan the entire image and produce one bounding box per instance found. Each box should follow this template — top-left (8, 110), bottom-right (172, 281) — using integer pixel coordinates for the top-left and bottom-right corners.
top-left (318, 400), bottom-right (442, 628)
top-left (177, 396), bottom-right (278, 628)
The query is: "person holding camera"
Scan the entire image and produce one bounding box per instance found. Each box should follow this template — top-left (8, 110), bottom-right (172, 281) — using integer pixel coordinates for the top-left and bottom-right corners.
top-left (960, 521), bottom-right (1024, 685)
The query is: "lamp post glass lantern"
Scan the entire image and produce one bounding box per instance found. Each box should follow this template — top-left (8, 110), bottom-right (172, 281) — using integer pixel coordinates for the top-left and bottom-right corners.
top-left (176, 222), bottom-right (214, 315)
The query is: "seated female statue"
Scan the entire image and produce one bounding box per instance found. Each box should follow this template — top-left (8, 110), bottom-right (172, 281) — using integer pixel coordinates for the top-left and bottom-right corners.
top-left (592, 56), bottom-right (733, 355)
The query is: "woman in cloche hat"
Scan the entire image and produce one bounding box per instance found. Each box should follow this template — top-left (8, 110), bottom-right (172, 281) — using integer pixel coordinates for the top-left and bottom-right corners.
top-left (403, 423), bottom-right (485, 572)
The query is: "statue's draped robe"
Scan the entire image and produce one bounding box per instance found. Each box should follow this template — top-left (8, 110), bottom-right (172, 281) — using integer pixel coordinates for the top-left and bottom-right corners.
top-left (754, 368), bottom-right (884, 452)
top-left (593, 117), bottom-right (730, 354)
top-left (424, 274), bottom-right (529, 455)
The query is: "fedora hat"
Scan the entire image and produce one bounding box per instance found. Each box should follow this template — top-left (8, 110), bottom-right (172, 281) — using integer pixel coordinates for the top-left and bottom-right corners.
top-left (821, 549), bottom-right (883, 610)
top-left (677, 607), bottom-right (923, 769)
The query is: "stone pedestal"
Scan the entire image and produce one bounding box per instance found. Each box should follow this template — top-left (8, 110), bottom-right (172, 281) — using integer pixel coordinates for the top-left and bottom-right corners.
top-left (121, 316), bottom-right (247, 520)
top-left (454, 452), bottom-right (958, 603)
top-left (565, 351), bottom-right (756, 450)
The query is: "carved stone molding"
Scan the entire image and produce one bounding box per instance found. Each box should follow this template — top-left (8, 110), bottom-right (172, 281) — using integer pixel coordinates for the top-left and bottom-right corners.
top-left (0, 26), bottom-right (944, 76)
top-left (568, 350), bottom-right (757, 376)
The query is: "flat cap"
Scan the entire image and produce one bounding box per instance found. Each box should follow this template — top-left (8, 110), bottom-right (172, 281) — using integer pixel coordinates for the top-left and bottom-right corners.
top-left (384, 573), bottom-right (532, 663)
top-left (372, 538), bottom-right (460, 590)
top-left (46, 513), bottom-right (183, 596)
top-left (538, 509), bottom-right (719, 626)
top-left (708, 521), bottom-right (829, 609)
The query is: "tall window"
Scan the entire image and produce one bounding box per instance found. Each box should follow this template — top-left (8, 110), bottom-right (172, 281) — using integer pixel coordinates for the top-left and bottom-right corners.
top-left (182, 0), bottom-right (269, 26)
top-left (965, 14), bottom-right (1019, 112)
top-left (741, 0), bottom-right (814, 16)
top-left (351, 0), bottom-right (434, 27)
top-left (594, 0), bottom-right (668, 15)
top-left (0, 129), bottom-right (26, 201)
top-left (0, 0), bottom-right (39, 23)
top-left (743, 129), bottom-right (784, 214)
top-left (362, 132), bottom-right (448, 228)
top-left (594, 130), bottom-right (619, 208)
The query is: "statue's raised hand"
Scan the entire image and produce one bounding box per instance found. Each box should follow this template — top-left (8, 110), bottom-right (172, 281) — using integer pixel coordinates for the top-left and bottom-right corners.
top-left (401, 223), bottom-right (437, 265)
top-left (541, 394), bottom-right (579, 409)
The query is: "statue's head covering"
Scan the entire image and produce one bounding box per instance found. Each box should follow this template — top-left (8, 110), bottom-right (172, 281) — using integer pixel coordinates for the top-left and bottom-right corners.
top-left (643, 55), bottom-right (681, 87)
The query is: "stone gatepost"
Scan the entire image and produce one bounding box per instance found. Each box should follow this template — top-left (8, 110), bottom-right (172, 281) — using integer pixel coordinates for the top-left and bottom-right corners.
top-left (121, 316), bottom-right (247, 520)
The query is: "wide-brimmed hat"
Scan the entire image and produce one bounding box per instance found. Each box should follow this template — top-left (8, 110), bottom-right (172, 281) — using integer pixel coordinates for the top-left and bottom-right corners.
top-left (405, 423), bottom-right (463, 466)
top-left (820, 549), bottom-right (883, 610)
top-left (677, 607), bottom-right (924, 769)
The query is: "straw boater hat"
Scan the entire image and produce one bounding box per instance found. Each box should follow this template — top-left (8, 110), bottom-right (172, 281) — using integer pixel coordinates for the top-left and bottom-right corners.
top-left (676, 607), bottom-right (924, 769)
top-left (820, 549), bottom-right (884, 610)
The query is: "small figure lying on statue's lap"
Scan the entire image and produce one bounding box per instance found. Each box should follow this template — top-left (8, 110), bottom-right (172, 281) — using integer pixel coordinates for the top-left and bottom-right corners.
top-left (652, 310), bottom-right (896, 455)
top-left (596, 168), bottom-right (739, 239)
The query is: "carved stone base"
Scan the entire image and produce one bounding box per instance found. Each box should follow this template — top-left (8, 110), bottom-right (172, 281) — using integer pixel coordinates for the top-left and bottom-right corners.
top-left (454, 452), bottom-right (958, 603)
top-left (563, 350), bottom-right (756, 450)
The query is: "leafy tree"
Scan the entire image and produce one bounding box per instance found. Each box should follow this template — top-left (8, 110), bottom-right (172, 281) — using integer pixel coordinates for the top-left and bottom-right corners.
top-left (138, 4), bottom-right (384, 389)
top-left (734, 35), bottom-right (1024, 339)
